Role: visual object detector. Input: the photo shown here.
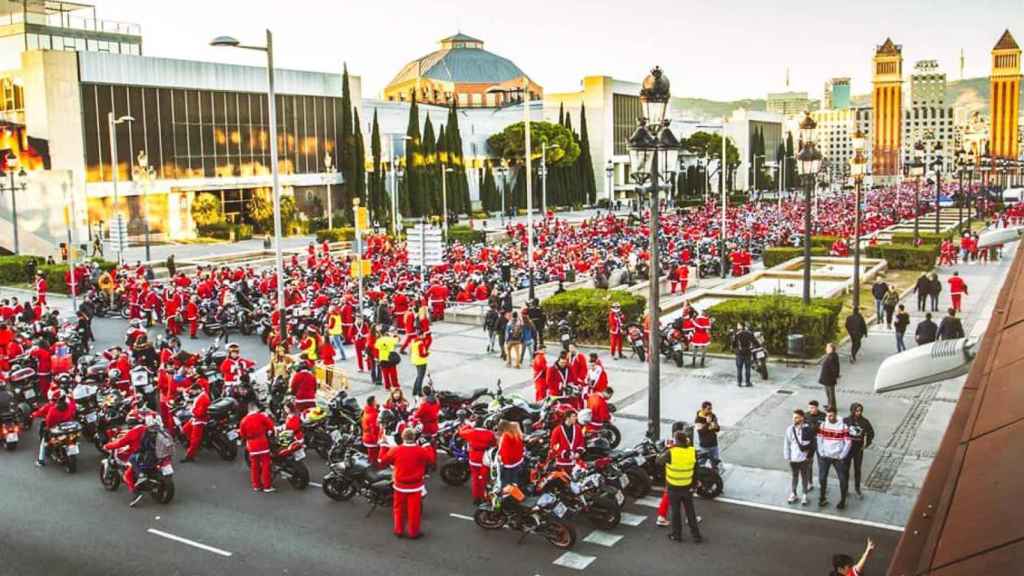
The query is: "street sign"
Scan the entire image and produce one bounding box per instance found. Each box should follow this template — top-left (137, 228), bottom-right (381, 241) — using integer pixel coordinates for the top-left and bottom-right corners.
top-left (406, 224), bottom-right (444, 268)
top-left (349, 259), bottom-right (373, 278)
top-left (355, 207), bottom-right (369, 231)
top-left (106, 214), bottom-right (128, 258)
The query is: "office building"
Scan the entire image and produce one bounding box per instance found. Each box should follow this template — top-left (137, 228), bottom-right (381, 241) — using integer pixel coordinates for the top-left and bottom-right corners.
top-left (766, 91), bottom-right (810, 115)
top-left (903, 60), bottom-right (955, 172)
top-left (823, 77), bottom-right (851, 109)
top-left (724, 108), bottom-right (783, 191)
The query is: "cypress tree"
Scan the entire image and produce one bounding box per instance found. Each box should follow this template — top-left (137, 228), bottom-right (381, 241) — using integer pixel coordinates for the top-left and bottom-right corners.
top-left (785, 132), bottom-right (796, 190)
top-left (403, 95), bottom-right (421, 217)
top-left (436, 122), bottom-right (450, 217)
top-left (369, 109), bottom-right (388, 228)
top-left (339, 63), bottom-right (354, 210)
top-left (422, 114), bottom-right (438, 217)
top-left (578, 104), bottom-right (597, 205)
top-left (352, 108), bottom-right (366, 223)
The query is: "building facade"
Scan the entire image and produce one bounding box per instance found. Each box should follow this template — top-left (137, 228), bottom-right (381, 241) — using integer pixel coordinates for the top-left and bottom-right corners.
top-left (990, 29), bottom-right (1021, 160)
top-left (872, 38), bottom-right (903, 178)
top-left (766, 91), bottom-right (810, 115)
top-left (823, 77), bottom-right (851, 110)
top-left (902, 60), bottom-right (955, 172)
top-left (724, 108), bottom-right (783, 191)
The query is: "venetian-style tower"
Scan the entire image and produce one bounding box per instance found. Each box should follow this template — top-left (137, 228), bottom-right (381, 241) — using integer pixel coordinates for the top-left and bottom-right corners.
top-left (990, 30), bottom-right (1021, 160)
top-left (872, 38), bottom-right (903, 177)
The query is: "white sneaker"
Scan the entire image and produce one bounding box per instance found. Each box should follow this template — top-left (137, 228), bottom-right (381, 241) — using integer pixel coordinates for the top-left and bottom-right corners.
top-left (263, 487), bottom-right (277, 493)
top-left (656, 516), bottom-right (670, 527)
top-left (801, 494), bottom-right (809, 506)
top-left (787, 493), bottom-right (797, 504)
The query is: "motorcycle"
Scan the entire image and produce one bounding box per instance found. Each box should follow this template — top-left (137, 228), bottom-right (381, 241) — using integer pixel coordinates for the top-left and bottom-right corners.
top-left (751, 330), bottom-right (769, 380)
top-left (130, 366), bottom-right (159, 412)
top-left (266, 429), bottom-right (310, 490)
top-left (438, 420), bottom-right (470, 486)
top-left (321, 448), bottom-right (394, 512)
top-left (173, 396), bottom-right (239, 461)
top-left (636, 437), bottom-right (723, 499)
top-left (7, 366), bottom-right (40, 429)
top-left (556, 319), bottom-right (575, 352)
top-left (535, 467), bottom-right (622, 529)
top-left (435, 387), bottom-right (495, 420)
top-left (626, 323), bottom-right (646, 362)
top-left (1, 408), bottom-right (21, 450)
top-left (45, 420), bottom-right (82, 473)
top-left (100, 449), bottom-right (175, 504)
top-left (473, 486), bottom-right (576, 549)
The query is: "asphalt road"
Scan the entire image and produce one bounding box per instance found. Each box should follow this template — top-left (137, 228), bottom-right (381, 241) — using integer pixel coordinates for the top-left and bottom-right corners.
top-left (0, 314), bottom-right (901, 576)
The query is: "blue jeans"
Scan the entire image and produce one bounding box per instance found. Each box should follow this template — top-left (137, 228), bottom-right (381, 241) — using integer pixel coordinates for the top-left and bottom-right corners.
top-left (895, 331), bottom-right (906, 352)
top-left (874, 298), bottom-right (884, 323)
top-left (331, 335), bottom-right (346, 360)
top-left (735, 355), bottom-right (752, 386)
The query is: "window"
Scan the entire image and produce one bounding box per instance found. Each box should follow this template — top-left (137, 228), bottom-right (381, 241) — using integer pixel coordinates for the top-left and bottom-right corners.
top-left (26, 34), bottom-right (38, 50)
top-left (38, 34), bottom-right (51, 50)
top-left (87, 39), bottom-right (97, 51)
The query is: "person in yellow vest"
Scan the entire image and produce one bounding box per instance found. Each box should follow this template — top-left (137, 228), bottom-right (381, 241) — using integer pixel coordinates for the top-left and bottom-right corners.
top-left (327, 306), bottom-right (347, 361)
top-left (375, 327), bottom-right (400, 389)
top-left (656, 429), bottom-right (703, 543)
top-left (410, 334), bottom-right (429, 398)
top-left (299, 328), bottom-right (320, 363)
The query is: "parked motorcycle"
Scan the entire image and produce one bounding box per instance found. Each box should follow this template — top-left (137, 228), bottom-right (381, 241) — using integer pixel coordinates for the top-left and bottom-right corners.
top-left (45, 420), bottom-right (82, 473)
top-left (535, 467), bottom-right (622, 529)
top-left (322, 448), bottom-right (394, 512)
top-left (473, 486), bottom-right (576, 549)
top-left (751, 329), bottom-right (769, 380)
top-left (266, 429), bottom-right (310, 490)
top-left (173, 396), bottom-right (239, 461)
top-left (1, 407), bottom-right (21, 450)
top-left (100, 448), bottom-right (175, 504)
top-left (635, 437), bottom-right (723, 499)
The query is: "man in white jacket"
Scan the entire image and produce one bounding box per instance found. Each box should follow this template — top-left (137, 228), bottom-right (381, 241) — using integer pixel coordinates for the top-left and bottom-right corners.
top-left (816, 405), bottom-right (852, 509)
top-left (783, 409), bottom-right (814, 505)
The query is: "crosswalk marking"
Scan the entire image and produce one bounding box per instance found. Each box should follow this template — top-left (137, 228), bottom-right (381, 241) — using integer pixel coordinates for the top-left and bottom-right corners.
top-left (552, 552), bottom-right (597, 570)
top-left (619, 512), bottom-right (647, 526)
top-left (582, 530), bottom-right (623, 547)
top-left (637, 496), bottom-right (661, 509)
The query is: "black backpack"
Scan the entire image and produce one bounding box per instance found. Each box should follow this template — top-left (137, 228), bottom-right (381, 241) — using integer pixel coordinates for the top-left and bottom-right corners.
top-left (137, 429), bottom-right (158, 470)
top-left (484, 310), bottom-right (499, 331)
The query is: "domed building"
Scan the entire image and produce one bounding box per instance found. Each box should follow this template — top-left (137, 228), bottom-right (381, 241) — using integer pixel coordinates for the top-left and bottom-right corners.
top-left (383, 33), bottom-right (542, 108)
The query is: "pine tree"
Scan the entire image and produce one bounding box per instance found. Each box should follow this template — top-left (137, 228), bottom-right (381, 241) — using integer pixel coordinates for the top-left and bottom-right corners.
top-left (352, 108), bottom-right (366, 223)
top-left (369, 109), bottom-right (388, 228)
top-left (578, 104), bottom-right (597, 205)
top-left (422, 114), bottom-right (438, 217)
top-left (403, 95), bottom-right (421, 217)
top-left (339, 63), bottom-right (354, 212)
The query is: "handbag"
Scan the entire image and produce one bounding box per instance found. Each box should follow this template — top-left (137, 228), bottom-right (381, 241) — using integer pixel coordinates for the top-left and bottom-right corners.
top-left (388, 351), bottom-right (401, 366)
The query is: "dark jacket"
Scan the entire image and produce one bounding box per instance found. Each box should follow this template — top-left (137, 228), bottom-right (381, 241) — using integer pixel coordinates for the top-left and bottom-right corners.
top-left (915, 319), bottom-right (938, 344)
top-left (845, 313), bottom-right (868, 339)
top-left (937, 316), bottom-right (965, 340)
top-left (871, 281), bottom-right (888, 300)
top-left (731, 329), bottom-right (757, 358)
top-left (913, 274), bottom-right (930, 295)
top-left (818, 351), bottom-right (840, 387)
top-left (928, 277), bottom-right (943, 296)
top-left (894, 311), bottom-right (911, 333)
top-left (843, 414), bottom-right (875, 449)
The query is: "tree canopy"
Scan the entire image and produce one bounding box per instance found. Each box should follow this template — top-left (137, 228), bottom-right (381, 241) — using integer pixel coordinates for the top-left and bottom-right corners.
top-left (487, 121), bottom-right (581, 167)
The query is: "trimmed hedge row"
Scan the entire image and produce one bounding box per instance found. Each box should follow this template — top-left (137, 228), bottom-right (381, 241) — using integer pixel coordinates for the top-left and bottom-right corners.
top-left (541, 288), bottom-right (646, 344)
top-left (707, 295), bottom-right (843, 357)
top-left (0, 255), bottom-right (43, 284)
top-left (865, 244), bottom-right (939, 270)
top-left (315, 227), bottom-right (357, 243)
top-left (447, 226), bottom-right (484, 245)
top-left (890, 230), bottom-right (959, 245)
top-left (198, 222), bottom-right (253, 241)
top-left (762, 246), bottom-right (828, 268)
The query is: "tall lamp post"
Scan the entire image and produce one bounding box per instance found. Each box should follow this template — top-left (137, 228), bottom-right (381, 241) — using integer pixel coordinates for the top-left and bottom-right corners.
top-left (908, 140), bottom-right (926, 244)
top-left (603, 160), bottom-right (615, 210)
top-left (626, 66), bottom-right (680, 441)
top-left (324, 153), bottom-right (335, 230)
top-left (132, 150), bottom-right (156, 262)
top-left (211, 30), bottom-right (287, 341)
top-left (797, 112), bottom-right (822, 305)
top-left (0, 153), bottom-right (27, 255)
top-left (108, 113), bottom-right (134, 263)
top-left (496, 165), bottom-right (509, 225)
top-left (849, 129), bottom-right (868, 310)
top-left (931, 141), bottom-right (944, 234)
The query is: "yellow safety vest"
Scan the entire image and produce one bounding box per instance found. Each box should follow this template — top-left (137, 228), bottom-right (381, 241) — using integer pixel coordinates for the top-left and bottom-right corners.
top-left (411, 340), bottom-right (428, 366)
top-left (375, 336), bottom-right (396, 360)
top-left (302, 337), bottom-right (318, 360)
top-left (665, 446), bottom-right (696, 487)
top-left (327, 314), bottom-right (343, 336)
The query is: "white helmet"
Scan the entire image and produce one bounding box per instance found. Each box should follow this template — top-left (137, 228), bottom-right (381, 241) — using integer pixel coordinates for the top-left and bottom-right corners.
top-left (577, 409), bottom-right (593, 425)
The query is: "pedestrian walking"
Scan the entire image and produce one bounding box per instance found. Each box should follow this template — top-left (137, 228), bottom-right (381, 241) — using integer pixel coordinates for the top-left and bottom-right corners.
top-left (819, 343), bottom-right (841, 410)
top-left (915, 312), bottom-right (938, 345)
top-left (881, 286), bottom-right (899, 329)
top-left (783, 409), bottom-right (814, 505)
top-left (731, 323), bottom-right (756, 388)
top-left (484, 305), bottom-right (499, 353)
top-left (947, 270), bottom-right (968, 313)
top-left (805, 400), bottom-right (825, 491)
top-left (816, 405), bottom-right (851, 509)
top-left (656, 429), bottom-right (703, 544)
top-left (842, 403), bottom-right (874, 499)
top-left (937, 308), bottom-right (965, 341)
top-left (912, 272), bottom-right (929, 312)
top-left (927, 272), bottom-right (942, 312)
top-left (893, 304), bottom-right (910, 352)
top-left (844, 309), bottom-right (867, 363)
top-left (870, 278), bottom-right (888, 323)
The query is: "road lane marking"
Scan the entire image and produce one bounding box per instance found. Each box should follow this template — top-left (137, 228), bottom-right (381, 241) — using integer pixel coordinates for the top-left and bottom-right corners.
top-left (147, 528), bottom-right (233, 557)
top-left (619, 512), bottom-right (647, 526)
top-left (450, 513), bottom-right (475, 521)
top-left (552, 552), bottom-right (596, 570)
top-left (637, 496), bottom-right (661, 508)
top-left (309, 481), bottom-right (322, 488)
top-left (713, 497), bottom-right (905, 532)
top-left (582, 530), bottom-right (623, 547)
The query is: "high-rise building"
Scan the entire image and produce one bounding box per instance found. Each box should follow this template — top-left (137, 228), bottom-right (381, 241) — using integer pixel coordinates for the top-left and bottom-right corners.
top-left (872, 38), bottom-right (903, 178)
top-left (990, 29), bottom-right (1020, 160)
top-left (904, 60), bottom-right (955, 172)
top-left (766, 91), bottom-right (810, 115)
top-left (823, 77), bottom-right (851, 110)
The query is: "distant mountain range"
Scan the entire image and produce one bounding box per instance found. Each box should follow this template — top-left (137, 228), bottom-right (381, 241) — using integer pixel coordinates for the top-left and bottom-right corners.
top-left (679, 76), bottom-right (1014, 119)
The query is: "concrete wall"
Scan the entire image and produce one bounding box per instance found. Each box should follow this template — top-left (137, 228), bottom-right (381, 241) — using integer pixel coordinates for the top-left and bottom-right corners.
top-left (0, 169), bottom-right (76, 256)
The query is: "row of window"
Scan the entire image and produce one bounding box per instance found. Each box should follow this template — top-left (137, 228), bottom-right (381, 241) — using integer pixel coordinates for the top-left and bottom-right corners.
top-left (26, 33), bottom-right (140, 55)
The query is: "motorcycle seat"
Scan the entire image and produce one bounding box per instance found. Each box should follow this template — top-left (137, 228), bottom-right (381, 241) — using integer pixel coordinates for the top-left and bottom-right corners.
top-left (366, 468), bottom-right (392, 483)
top-left (370, 479), bottom-right (392, 492)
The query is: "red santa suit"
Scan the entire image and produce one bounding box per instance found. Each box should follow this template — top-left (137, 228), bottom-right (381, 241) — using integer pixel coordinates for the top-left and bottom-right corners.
top-left (380, 441), bottom-right (436, 539)
top-left (545, 364), bottom-right (572, 399)
top-left (459, 424), bottom-right (496, 502)
top-left (608, 309), bottom-right (623, 358)
top-left (948, 275), bottom-right (968, 312)
top-left (185, 300), bottom-right (199, 338)
top-left (361, 403), bottom-right (381, 467)
top-left (35, 276), bottom-right (47, 306)
top-left (548, 422), bottom-right (584, 471)
top-left (182, 390), bottom-right (210, 460)
top-left (532, 353), bottom-right (548, 402)
top-left (239, 410), bottom-right (276, 490)
top-left (585, 393), bottom-right (612, 435)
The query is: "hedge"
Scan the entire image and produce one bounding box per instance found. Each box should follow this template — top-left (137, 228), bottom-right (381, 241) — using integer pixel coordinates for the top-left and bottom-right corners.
top-left (811, 236), bottom-right (843, 248)
top-left (865, 244), bottom-right (939, 271)
top-left (890, 230), bottom-right (958, 245)
top-left (0, 255), bottom-right (43, 284)
top-left (198, 222), bottom-right (234, 240)
top-left (236, 224), bottom-right (253, 241)
top-left (707, 295), bottom-right (843, 357)
top-left (447, 226), bottom-right (484, 245)
top-left (762, 246), bottom-right (827, 268)
top-left (315, 227), bottom-right (357, 243)
top-left (541, 289), bottom-right (646, 344)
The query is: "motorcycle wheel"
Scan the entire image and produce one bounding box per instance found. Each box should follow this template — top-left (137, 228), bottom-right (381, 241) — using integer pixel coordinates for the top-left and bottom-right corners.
top-left (623, 468), bottom-right (652, 499)
top-left (215, 437), bottom-right (238, 461)
top-left (588, 501), bottom-right (621, 529)
top-left (99, 460), bottom-right (120, 491)
top-left (322, 476), bottom-right (356, 501)
top-left (154, 478), bottom-right (175, 504)
top-left (440, 461), bottom-right (470, 487)
top-left (472, 507), bottom-right (506, 530)
top-left (599, 424), bottom-right (622, 449)
top-left (696, 472), bottom-right (724, 500)
top-left (287, 461), bottom-right (310, 490)
top-left (673, 351), bottom-right (684, 368)
top-left (540, 520), bottom-right (577, 549)
top-left (758, 362), bottom-right (769, 380)
top-left (119, 308), bottom-right (131, 320)
top-left (635, 346), bottom-right (646, 362)
top-left (202, 324), bottom-right (218, 337)
top-left (65, 454), bottom-right (77, 474)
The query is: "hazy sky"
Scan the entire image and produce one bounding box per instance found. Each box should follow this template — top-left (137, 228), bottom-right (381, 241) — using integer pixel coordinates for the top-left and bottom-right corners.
top-left (94, 0), bottom-right (1022, 100)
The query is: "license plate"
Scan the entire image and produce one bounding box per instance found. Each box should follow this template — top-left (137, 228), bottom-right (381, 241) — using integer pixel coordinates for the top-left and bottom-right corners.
top-left (5, 433), bottom-right (17, 442)
top-left (161, 464), bottom-right (174, 476)
top-left (23, 389), bottom-right (34, 399)
top-left (227, 430), bottom-right (239, 440)
top-left (615, 491), bottom-right (625, 505)
top-left (330, 429), bottom-right (343, 442)
top-left (553, 502), bottom-right (568, 518)
top-left (86, 412), bottom-right (98, 423)
top-left (293, 448), bottom-right (306, 461)
top-left (66, 444), bottom-right (80, 456)
top-left (619, 474), bottom-right (630, 488)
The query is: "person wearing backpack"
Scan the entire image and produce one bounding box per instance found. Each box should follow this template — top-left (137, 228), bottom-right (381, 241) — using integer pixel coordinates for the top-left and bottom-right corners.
top-left (484, 305), bottom-right (499, 353)
top-left (104, 411), bottom-right (161, 507)
top-left (783, 409), bottom-right (815, 506)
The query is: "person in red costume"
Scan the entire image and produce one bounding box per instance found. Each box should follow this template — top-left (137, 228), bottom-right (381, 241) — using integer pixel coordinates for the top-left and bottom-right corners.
top-left (412, 388), bottom-right (440, 439)
top-left (103, 410), bottom-right (161, 506)
top-left (34, 271), bottom-right (47, 306)
top-left (185, 296), bottom-right (199, 339)
top-left (532, 350), bottom-right (548, 402)
top-left (586, 352), bottom-right (608, 395)
top-left (607, 303), bottom-right (624, 359)
top-left (289, 361), bottom-right (318, 412)
top-left (496, 420), bottom-right (525, 488)
top-left (459, 415), bottom-right (496, 504)
top-left (428, 283), bottom-right (449, 320)
top-left (32, 388), bottom-right (77, 466)
top-left (340, 298), bottom-right (355, 344)
top-left (399, 308), bottom-right (417, 354)
top-left (548, 408), bottom-right (584, 473)
top-left (283, 398), bottom-right (304, 441)
top-left (361, 396), bottom-right (381, 468)
top-left (947, 271), bottom-right (968, 313)
top-left (239, 403), bottom-right (277, 492)
top-left (690, 310), bottom-right (712, 368)
top-left (567, 344), bottom-right (588, 385)
top-left (584, 388), bottom-right (613, 435)
top-left (545, 352), bottom-right (573, 399)
top-left (380, 428), bottom-right (436, 539)
top-left (180, 382), bottom-right (209, 462)
top-left (29, 339), bottom-right (52, 399)
top-left (219, 343), bottom-right (254, 392)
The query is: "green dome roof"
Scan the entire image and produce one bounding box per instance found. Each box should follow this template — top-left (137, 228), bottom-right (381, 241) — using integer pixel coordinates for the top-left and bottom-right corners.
top-left (387, 34), bottom-right (527, 88)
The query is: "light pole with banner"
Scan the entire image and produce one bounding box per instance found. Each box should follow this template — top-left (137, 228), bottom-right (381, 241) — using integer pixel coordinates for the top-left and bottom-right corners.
top-left (132, 150), bottom-right (156, 262)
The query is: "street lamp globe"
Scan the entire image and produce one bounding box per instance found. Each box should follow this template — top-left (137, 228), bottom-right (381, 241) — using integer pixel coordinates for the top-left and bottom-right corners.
top-left (210, 36), bottom-right (241, 48)
top-left (639, 66), bottom-right (671, 125)
top-left (797, 113), bottom-right (821, 176)
top-left (851, 128), bottom-right (867, 154)
top-left (605, 160), bottom-right (614, 178)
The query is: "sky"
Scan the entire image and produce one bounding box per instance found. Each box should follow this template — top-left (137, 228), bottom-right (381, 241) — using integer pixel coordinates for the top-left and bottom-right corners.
top-left (93, 0), bottom-right (1022, 101)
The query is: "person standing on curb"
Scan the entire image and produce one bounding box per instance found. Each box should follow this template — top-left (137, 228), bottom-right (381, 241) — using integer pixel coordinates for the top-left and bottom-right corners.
top-left (816, 405), bottom-right (851, 510)
top-left (894, 304), bottom-right (910, 352)
top-left (783, 409), bottom-right (814, 505)
top-left (805, 400), bottom-right (825, 492)
top-left (731, 323), bottom-right (756, 388)
top-left (656, 429), bottom-right (703, 544)
top-left (844, 309), bottom-right (867, 363)
top-left (819, 343), bottom-right (840, 411)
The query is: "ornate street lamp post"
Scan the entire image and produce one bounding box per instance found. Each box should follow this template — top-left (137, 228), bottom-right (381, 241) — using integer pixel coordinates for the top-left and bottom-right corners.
top-left (797, 112), bottom-right (822, 305)
top-left (907, 140), bottom-right (926, 244)
top-left (849, 129), bottom-right (868, 311)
